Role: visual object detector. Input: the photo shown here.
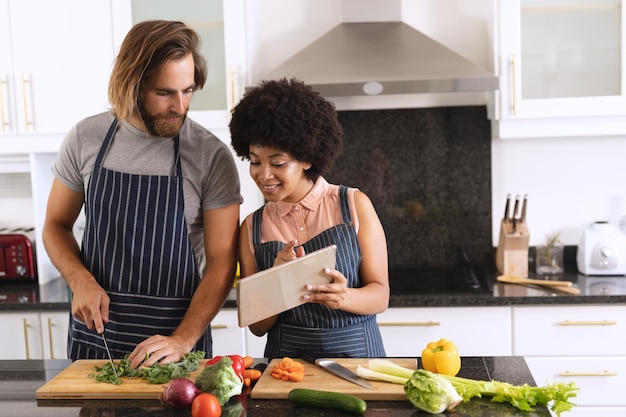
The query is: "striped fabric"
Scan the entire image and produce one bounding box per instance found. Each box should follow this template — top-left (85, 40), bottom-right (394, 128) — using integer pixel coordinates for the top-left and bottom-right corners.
top-left (251, 185), bottom-right (386, 359)
top-left (68, 119), bottom-right (211, 359)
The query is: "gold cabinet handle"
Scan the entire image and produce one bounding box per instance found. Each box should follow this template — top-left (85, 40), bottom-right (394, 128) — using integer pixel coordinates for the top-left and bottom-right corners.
top-left (0, 76), bottom-right (8, 132)
top-left (378, 321), bottom-right (441, 327)
top-left (21, 73), bottom-right (34, 131)
top-left (22, 318), bottom-right (32, 360)
top-left (559, 320), bottom-right (617, 326)
top-left (211, 324), bottom-right (228, 330)
top-left (511, 55), bottom-right (517, 116)
top-left (560, 371), bottom-right (617, 377)
top-left (47, 317), bottom-right (56, 359)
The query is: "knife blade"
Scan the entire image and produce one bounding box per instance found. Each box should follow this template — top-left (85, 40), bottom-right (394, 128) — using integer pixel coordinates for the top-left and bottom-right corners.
top-left (299, 351), bottom-right (372, 389)
top-left (101, 331), bottom-right (118, 379)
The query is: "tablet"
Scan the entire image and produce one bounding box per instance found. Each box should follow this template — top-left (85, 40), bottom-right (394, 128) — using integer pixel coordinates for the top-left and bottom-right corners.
top-left (236, 245), bottom-right (337, 327)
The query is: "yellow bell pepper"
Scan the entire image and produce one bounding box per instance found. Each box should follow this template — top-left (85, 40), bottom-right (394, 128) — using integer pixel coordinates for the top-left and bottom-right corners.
top-left (421, 338), bottom-right (461, 376)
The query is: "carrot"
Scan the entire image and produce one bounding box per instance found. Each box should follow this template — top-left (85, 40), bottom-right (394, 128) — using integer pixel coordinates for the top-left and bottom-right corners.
top-left (242, 355), bottom-right (254, 369)
top-left (270, 357), bottom-right (306, 382)
top-left (244, 377), bottom-right (251, 387)
top-left (243, 368), bottom-right (262, 381)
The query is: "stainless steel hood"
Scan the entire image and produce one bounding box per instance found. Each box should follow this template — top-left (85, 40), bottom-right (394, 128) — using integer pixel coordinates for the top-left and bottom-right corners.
top-left (255, 21), bottom-right (499, 98)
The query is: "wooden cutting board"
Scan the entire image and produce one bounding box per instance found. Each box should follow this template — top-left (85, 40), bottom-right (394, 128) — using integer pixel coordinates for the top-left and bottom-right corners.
top-left (36, 359), bottom-right (208, 400)
top-left (250, 358), bottom-right (416, 401)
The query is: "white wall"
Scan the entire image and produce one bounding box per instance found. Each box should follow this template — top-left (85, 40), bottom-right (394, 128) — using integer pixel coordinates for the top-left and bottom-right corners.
top-left (492, 134), bottom-right (626, 247)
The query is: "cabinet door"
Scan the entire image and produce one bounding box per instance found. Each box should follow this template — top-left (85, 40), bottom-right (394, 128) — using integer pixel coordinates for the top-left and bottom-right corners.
top-left (210, 309), bottom-right (246, 357)
top-left (512, 305), bottom-right (626, 356)
top-left (526, 356), bottom-right (626, 407)
top-left (121, 0), bottom-right (246, 130)
top-left (245, 328), bottom-right (267, 359)
top-left (499, 0), bottom-right (625, 120)
top-left (40, 311), bottom-right (69, 360)
top-left (377, 307), bottom-right (512, 357)
top-left (0, 312), bottom-right (42, 359)
top-left (3, 0), bottom-right (114, 135)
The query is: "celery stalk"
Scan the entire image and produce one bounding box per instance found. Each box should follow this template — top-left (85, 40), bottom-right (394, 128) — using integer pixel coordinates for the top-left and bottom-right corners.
top-left (368, 359), bottom-right (415, 379)
top-left (355, 365), bottom-right (408, 384)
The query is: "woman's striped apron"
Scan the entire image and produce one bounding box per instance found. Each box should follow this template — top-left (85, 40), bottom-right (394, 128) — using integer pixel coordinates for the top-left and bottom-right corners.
top-left (252, 185), bottom-right (386, 359)
top-left (68, 119), bottom-right (211, 359)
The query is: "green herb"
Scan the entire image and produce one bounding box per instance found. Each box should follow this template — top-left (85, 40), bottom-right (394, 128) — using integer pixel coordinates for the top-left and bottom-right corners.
top-left (89, 350), bottom-right (205, 385)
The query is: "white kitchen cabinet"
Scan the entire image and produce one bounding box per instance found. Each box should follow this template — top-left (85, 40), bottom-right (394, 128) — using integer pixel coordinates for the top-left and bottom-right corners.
top-left (513, 305), bottom-right (626, 415)
top-left (0, 310), bottom-right (68, 360)
top-left (210, 309), bottom-right (246, 357)
top-left (40, 311), bottom-right (69, 360)
top-left (0, 312), bottom-right (42, 359)
top-left (377, 307), bottom-right (512, 357)
top-left (115, 0), bottom-right (246, 130)
top-left (494, 0), bottom-right (626, 138)
top-left (0, 0), bottom-right (114, 146)
top-left (245, 328), bottom-right (267, 359)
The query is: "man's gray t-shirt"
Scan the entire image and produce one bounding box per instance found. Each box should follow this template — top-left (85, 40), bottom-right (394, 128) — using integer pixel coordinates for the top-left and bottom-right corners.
top-left (52, 111), bottom-right (242, 274)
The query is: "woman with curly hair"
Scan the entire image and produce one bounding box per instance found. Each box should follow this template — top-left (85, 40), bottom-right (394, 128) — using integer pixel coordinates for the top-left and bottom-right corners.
top-left (230, 78), bottom-right (389, 359)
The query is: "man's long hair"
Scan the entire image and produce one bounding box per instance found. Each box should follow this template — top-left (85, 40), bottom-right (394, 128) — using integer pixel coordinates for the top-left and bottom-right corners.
top-left (108, 20), bottom-right (207, 121)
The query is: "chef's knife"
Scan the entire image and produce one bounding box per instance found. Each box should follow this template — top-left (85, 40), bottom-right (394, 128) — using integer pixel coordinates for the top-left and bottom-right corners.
top-left (520, 194), bottom-right (528, 223)
top-left (503, 193), bottom-right (511, 221)
top-left (299, 351), bottom-right (372, 389)
top-left (101, 331), bottom-right (118, 379)
top-left (511, 194), bottom-right (520, 232)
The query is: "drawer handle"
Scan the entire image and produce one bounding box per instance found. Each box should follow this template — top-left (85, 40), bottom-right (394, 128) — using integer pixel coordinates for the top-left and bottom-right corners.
top-left (560, 371), bottom-right (617, 377)
top-left (559, 320), bottom-right (617, 326)
top-left (378, 321), bottom-right (441, 327)
top-left (22, 318), bottom-right (31, 360)
top-left (47, 317), bottom-right (56, 359)
top-left (211, 324), bottom-right (228, 329)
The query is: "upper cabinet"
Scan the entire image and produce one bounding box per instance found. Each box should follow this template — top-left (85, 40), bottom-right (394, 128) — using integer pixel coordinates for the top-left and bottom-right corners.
top-left (494, 0), bottom-right (626, 138)
top-left (116, 0), bottom-right (246, 130)
top-left (0, 0), bottom-right (114, 151)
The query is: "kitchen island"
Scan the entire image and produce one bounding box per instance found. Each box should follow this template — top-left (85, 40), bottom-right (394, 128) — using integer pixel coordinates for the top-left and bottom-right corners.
top-left (3, 356), bottom-right (554, 417)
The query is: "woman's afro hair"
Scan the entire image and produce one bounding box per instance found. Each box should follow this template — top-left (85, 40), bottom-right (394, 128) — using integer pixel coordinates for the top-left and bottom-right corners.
top-left (229, 78), bottom-right (343, 180)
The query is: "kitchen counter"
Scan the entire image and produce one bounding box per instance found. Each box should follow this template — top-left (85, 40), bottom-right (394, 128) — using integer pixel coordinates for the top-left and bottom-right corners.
top-left (2, 356), bottom-right (553, 417)
top-left (2, 271), bottom-right (625, 312)
top-left (2, 245), bottom-right (626, 311)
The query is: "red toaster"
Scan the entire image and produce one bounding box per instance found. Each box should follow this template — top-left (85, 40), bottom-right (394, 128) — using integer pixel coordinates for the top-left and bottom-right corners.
top-left (0, 233), bottom-right (36, 279)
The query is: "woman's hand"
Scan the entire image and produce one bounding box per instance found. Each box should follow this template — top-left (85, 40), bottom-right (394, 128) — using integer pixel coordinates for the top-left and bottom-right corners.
top-left (302, 267), bottom-right (348, 310)
top-left (274, 239), bottom-right (305, 267)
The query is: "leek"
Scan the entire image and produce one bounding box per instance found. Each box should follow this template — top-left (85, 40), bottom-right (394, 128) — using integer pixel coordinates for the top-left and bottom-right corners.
top-left (355, 365), bottom-right (408, 384)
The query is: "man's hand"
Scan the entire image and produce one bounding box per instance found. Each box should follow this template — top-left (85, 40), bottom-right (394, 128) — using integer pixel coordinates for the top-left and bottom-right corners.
top-left (71, 278), bottom-right (110, 334)
top-left (127, 334), bottom-right (190, 369)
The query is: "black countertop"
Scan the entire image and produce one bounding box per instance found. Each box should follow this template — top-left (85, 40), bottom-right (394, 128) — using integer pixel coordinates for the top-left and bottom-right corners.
top-left (2, 270), bottom-right (625, 312)
top-left (2, 356), bottom-right (553, 417)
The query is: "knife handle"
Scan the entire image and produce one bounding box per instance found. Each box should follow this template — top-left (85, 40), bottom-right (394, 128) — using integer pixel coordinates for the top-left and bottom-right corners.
top-left (298, 350), bottom-right (320, 366)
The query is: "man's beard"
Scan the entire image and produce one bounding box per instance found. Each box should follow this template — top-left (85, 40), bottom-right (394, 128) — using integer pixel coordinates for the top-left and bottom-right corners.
top-left (139, 105), bottom-right (187, 137)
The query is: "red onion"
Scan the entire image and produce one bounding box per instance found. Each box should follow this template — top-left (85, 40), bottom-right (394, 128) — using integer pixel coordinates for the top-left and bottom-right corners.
top-left (162, 377), bottom-right (201, 409)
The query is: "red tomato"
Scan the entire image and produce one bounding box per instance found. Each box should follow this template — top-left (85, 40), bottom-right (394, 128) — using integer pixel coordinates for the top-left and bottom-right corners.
top-left (229, 355), bottom-right (245, 380)
top-left (191, 393), bottom-right (221, 417)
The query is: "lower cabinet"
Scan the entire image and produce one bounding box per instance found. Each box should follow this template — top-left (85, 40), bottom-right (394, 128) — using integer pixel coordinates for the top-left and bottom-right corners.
top-left (210, 309), bottom-right (246, 357)
top-left (376, 307), bottom-right (512, 357)
top-left (513, 305), bottom-right (626, 416)
top-left (0, 310), bottom-right (68, 359)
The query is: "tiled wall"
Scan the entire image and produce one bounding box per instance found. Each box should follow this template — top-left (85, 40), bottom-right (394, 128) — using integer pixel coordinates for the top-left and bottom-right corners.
top-left (327, 106), bottom-right (492, 269)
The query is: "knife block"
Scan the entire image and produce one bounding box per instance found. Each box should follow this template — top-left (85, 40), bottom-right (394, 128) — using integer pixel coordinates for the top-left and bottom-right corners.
top-left (496, 220), bottom-right (530, 277)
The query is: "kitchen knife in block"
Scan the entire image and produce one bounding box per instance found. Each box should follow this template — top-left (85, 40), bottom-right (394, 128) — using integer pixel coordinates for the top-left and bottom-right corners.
top-left (496, 219), bottom-right (530, 277)
top-left (237, 245), bottom-right (337, 327)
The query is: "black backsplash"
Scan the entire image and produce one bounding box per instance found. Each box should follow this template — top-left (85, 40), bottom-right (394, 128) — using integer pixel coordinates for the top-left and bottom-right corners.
top-left (327, 106), bottom-right (492, 270)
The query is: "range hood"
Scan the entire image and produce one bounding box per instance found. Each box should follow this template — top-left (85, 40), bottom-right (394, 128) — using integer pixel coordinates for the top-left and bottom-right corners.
top-left (253, 21), bottom-right (499, 98)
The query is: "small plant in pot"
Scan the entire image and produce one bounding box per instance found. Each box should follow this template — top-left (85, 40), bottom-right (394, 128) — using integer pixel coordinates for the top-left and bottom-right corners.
top-left (536, 232), bottom-right (564, 275)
